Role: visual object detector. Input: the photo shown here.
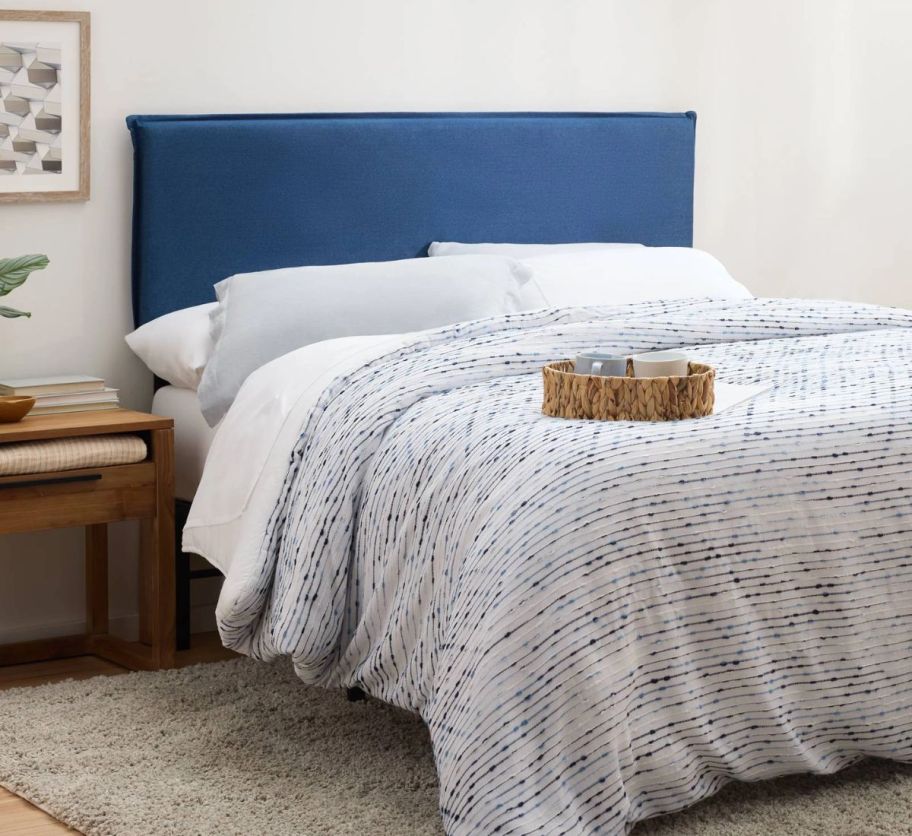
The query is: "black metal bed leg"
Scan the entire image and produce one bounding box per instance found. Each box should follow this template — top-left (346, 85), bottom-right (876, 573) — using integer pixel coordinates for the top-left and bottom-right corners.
top-left (346, 687), bottom-right (366, 702)
top-left (175, 499), bottom-right (192, 651)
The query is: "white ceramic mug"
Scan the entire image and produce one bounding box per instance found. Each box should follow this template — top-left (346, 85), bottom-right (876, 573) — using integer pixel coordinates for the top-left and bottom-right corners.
top-left (575, 352), bottom-right (628, 377)
top-left (631, 350), bottom-right (689, 378)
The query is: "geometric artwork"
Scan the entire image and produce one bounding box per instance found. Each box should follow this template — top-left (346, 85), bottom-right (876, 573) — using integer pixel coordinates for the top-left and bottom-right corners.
top-left (0, 42), bottom-right (64, 176)
top-left (0, 11), bottom-right (89, 202)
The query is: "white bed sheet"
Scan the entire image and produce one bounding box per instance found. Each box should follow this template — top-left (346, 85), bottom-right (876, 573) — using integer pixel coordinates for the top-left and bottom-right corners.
top-left (183, 332), bottom-right (414, 572)
top-left (150, 385), bottom-right (218, 501)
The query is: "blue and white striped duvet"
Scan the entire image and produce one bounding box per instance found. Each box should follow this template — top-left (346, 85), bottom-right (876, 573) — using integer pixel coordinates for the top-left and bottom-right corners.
top-left (212, 298), bottom-right (912, 834)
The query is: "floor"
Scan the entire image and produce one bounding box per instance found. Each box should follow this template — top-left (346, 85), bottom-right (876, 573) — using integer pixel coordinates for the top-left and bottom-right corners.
top-left (0, 633), bottom-right (235, 835)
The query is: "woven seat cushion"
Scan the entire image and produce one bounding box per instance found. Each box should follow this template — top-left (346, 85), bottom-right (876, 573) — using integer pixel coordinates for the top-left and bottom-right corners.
top-left (0, 434), bottom-right (147, 476)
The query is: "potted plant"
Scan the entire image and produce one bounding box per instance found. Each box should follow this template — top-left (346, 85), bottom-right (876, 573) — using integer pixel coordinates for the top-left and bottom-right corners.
top-left (0, 254), bottom-right (50, 421)
top-left (0, 254), bottom-right (49, 319)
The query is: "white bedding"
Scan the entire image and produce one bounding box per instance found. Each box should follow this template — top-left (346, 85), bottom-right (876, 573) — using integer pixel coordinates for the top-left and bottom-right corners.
top-left (185, 333), bottom-right (415, 568)
top-left (150, 386), bottom-right (217, 500)
top-left (186, 298), bottom-right (912, 834)
top-left (198, 255), bottom-right (546, 426)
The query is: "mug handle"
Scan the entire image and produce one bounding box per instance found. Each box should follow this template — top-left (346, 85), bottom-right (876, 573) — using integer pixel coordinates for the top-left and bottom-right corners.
top-left (590, 360), bottom-right (603, 376)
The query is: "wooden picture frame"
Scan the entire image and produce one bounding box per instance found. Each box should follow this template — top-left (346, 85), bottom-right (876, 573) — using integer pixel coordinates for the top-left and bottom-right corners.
top-left (0, 10), bottom-right (90, 202)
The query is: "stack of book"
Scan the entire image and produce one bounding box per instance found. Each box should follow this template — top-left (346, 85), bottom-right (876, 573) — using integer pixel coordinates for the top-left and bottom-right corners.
top-left (0, 375), bottom-right (119, 416)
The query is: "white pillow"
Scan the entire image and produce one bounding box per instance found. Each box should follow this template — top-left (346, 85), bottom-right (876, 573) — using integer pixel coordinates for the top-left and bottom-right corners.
top-left (125, 302), bottom-right (216, 390)
top-left (518, 247), bottom-right (752, 307)
top-left (429, 241), bottom-right (642, 257)
top-left (198, 255), bottom-right (546, 426)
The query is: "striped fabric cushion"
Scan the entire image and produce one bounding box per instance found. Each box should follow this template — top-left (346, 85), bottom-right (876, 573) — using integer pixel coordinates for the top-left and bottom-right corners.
top-left (0, 434), bottom-right (147, 476)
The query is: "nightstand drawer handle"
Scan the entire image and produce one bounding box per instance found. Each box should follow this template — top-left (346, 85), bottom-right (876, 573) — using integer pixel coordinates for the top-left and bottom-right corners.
top-left (0, 473), bottom-right (103, 490)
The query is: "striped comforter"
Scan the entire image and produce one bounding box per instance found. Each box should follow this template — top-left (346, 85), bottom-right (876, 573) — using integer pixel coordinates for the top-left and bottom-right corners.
top-left (216, 298), bottom-right (912, 834)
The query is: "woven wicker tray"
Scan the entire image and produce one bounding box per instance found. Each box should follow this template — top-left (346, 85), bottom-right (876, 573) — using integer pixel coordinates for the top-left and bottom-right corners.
top-left (542, 360), bottom-right (715, 421)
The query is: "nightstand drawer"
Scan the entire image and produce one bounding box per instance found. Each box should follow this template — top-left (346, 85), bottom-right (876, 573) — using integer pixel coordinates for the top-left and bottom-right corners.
top-left (0, 462), bottom-right (156, 532)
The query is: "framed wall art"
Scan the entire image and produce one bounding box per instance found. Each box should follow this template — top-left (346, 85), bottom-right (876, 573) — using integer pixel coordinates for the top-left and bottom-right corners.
top-left (0, 10), bottom-right (90, 202)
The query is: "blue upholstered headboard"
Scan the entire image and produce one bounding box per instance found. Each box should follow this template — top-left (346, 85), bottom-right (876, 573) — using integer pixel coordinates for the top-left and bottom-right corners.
top-left (127, 111), bottom-right (696, 326)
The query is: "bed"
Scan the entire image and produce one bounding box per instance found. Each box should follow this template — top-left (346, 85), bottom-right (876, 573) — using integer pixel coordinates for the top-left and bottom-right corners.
top-left (128, 112), bottom-right (912, 834)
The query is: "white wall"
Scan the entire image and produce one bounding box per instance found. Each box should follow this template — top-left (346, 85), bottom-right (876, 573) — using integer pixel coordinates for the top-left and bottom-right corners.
top-left (1, 0), bottom-right (910, 642)
top-left (689, 1), bottom-right (912, 303)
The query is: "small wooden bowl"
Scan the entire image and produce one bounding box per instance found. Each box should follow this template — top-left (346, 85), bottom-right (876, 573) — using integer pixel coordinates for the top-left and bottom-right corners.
top-left (0, 395), bottom-right (36, 423)
top-left (542, 360), bottom-right (715, 421)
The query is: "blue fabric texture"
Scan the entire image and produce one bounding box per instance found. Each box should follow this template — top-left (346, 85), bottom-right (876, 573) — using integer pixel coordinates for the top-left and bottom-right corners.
top-left (127, 112), bottom-right (696, 326)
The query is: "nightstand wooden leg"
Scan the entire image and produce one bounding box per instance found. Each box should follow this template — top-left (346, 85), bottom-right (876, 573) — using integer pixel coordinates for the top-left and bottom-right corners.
top-left (85, 523), bottom-right (108, 635)
top-left (142, 428), bottom-right (176, 667)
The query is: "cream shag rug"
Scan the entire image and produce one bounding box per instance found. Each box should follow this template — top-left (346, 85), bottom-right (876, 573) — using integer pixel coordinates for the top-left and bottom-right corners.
top-left (1, 659), bottom-right (911, 835)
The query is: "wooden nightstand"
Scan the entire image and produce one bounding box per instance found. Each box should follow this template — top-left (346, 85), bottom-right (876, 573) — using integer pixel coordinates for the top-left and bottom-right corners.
top-left (0, 409), bottom-right (176, 670)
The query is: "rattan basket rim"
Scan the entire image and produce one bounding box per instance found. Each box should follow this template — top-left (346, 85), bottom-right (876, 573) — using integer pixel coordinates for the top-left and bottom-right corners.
top-left (545, 359), bottom-right (714, 382)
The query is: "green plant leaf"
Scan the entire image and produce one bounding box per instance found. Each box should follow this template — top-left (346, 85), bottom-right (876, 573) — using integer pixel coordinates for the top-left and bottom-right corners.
top-left (0, 305), bottom-right (31, 318)
top-left (0, 254), bottom-right (49, 297)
